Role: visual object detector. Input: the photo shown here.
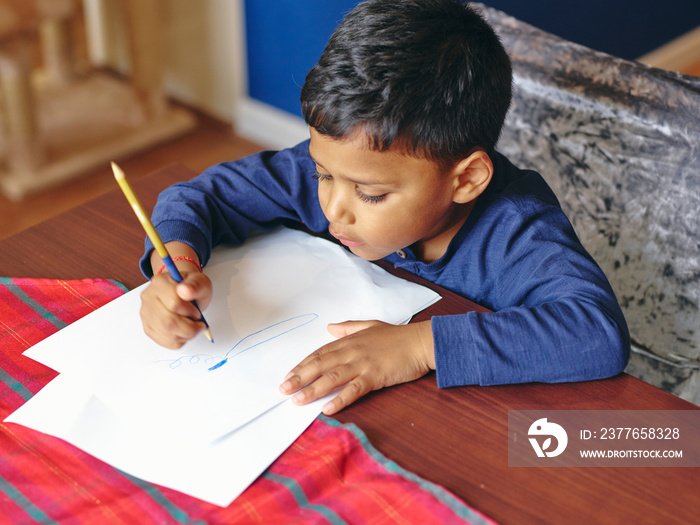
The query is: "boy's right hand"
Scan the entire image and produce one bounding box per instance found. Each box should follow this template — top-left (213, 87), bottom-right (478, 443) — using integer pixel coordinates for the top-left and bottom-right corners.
top-left (140, 245), bottom-right (213, 349)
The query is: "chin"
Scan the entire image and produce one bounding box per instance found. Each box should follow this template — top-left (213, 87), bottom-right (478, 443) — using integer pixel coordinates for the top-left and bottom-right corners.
top-left (349, 246), bottom-right (389, 261)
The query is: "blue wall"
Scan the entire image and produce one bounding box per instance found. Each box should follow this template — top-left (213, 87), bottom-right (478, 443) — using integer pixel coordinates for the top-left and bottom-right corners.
top-left (244, 0), bottom-right (359, 118)
top-left (244, 0), bottom-right (700, 117)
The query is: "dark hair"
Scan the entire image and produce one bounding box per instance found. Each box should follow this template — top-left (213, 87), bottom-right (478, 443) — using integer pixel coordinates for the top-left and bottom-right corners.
top-left (300, 0), bottom-right (512, 167)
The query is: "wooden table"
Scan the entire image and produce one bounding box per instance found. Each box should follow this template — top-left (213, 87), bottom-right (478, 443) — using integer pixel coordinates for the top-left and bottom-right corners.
top-left (2, 163), bottom-right (698, 524)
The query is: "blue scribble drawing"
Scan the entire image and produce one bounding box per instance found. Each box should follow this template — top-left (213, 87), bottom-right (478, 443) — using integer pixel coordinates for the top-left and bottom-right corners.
top-left (208, 313), bottom-right (318, 371)
top-left (157, 313), bottom-right (318, 371)
top-left (160, 353), bottom-right (219, 369)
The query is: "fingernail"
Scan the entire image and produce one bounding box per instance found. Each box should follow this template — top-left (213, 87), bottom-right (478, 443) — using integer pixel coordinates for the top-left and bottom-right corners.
top-left (284, 371), bottom-right (294, 381)
top-left (322, 401), bottom-right (334, 414)
top-left (293, 391), bottom-right (305, 404)
top-left (280, 380), bottom-right (292, 393)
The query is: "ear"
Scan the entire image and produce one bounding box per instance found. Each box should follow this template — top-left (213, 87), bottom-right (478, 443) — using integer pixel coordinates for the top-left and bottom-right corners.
top-left (450, 150), bottom-right (493, 204)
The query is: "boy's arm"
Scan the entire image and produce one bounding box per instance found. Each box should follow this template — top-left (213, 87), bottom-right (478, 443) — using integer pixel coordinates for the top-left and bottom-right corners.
top-left (138, 141), bottom-right (325, 347)
top-left (432, 296), bottom-right (629, 387)
top-left (278, 283), bottom-right (628, 415)
top-left (429, 201), bottom-right (631, 388)
top-left (139, 140), bottom-right (327, 278)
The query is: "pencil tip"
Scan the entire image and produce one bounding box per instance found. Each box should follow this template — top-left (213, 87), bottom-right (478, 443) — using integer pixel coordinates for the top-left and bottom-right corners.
top-left (111, 161), bottom-right (124, 179)
top-left (204, 328), bottom-right (214, 343)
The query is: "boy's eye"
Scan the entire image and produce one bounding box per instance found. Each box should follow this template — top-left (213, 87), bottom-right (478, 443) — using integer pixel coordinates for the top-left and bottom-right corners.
top-left (313, 169), bottom-right (386, 203)
top-left (356, 188), bottom-right (387, 204)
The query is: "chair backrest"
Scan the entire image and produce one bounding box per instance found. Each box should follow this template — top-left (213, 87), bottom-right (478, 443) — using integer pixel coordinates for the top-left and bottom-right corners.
top-left (478, 4), bottom-right (700, 403)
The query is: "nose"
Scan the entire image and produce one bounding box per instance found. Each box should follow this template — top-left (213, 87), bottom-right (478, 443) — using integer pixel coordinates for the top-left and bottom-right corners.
top-left (321, 183), bottom-right (353, 224)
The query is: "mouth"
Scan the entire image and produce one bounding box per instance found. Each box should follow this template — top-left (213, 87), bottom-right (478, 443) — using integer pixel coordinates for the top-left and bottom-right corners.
top-left (329, 228), bottom-right (364, 248)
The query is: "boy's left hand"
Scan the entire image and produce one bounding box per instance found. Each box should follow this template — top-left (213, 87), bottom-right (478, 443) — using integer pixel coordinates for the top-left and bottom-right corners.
top-left (279, 320), bottom-right (435, 415)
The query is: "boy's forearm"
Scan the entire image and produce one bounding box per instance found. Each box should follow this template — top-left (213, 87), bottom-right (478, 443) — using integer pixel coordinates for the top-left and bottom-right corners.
top-left (431, 298), bottom-right (629, 388)
top-left (148, 241), bottom-right (202, 277)
top-left (417, 320), bottom-right (436, 370)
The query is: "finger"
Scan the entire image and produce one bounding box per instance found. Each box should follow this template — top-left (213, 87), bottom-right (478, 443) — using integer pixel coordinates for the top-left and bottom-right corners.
top-left (154, 277), bottom-right (202, 320)
top-left (142, 315), bottom-right (192, 349)
top-left (320, 377), bottom-right (372, 415)
top-left (140, 283), bottom-right (204, 347)
top-left (285, 341), bottom-right (340, 377)
top-left (327, 320), bottom-right (380, 338)
top-left (175, 272), bottom-right (213, 308)
top-left (143, 321), bottom-right (190, 349)
top-left (141, 300), bottom-right (205, 348)
top-left (289, 362), bottom-right (362, 406)
top-left (280, 343), bottom-right (348, 394)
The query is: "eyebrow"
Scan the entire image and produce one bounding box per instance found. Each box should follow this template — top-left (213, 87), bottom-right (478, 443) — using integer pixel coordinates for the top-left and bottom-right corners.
top-left (308, 151), bottom-right (393, 188)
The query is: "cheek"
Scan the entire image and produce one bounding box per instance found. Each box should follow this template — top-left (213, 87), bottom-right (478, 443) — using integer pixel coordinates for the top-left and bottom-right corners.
top-left (363, 207), bottom-right (411, 239)
top-left (381, 202), bottom-right (440, 239)
top-left (316, 185), bottom-right (329, 212)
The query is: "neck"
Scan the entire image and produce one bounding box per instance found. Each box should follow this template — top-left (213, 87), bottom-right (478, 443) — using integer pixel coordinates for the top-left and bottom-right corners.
top-left (413, 201), bottom-right (474, 263)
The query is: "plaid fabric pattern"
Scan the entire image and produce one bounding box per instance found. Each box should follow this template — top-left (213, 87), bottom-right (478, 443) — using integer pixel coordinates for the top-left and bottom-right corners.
top-left (0, 277), bottom-right (494, 524)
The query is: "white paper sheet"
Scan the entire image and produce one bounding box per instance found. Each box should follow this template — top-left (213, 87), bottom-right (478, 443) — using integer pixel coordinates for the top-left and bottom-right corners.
top-left (6, 227), bottom-right (441, 506)
top-left (6, 372), bottom-right (332, 506)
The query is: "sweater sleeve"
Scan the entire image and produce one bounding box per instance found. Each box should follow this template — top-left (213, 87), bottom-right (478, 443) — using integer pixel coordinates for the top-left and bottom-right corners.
top-left (139, 140), bottom-right (328, 276)
top-left (432, 198), bottom-right (630, 387)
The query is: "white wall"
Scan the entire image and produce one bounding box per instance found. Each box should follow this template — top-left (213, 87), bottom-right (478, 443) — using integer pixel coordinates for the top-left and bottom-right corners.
top-left (83, 0), bottom-right (246, 123)
top-left (83, 0), bottom-right (306, 149)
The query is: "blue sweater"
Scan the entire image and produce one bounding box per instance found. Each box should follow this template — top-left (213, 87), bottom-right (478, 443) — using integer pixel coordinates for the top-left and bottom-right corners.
top-left (141, 140), bottom-right (630, 387)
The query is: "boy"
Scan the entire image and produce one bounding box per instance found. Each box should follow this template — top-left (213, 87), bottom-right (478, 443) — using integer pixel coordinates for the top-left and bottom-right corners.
top-left (139, 0), bottom-right (630, 416)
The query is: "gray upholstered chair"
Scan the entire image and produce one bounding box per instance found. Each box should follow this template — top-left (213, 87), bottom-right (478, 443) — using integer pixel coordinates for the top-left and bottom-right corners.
top-left (478, 4), bottom-right (700, 403)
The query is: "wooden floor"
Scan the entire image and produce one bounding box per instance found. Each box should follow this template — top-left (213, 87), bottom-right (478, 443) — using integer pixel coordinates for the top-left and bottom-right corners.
top-left (0, 110), bottom-right (265, 241)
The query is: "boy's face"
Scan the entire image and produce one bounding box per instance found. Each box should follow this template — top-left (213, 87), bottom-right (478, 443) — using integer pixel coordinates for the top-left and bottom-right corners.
top-left (308, 127), bottom-right (470, 262)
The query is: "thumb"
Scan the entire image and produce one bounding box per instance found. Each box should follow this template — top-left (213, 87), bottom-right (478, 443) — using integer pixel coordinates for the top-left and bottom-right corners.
top-left (327, 320), bottom-right (380, 338)
top-left (176, 272), bottom-right (210, 304)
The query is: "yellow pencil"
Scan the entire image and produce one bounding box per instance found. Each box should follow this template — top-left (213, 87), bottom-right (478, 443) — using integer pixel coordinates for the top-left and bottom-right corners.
top-left (111, 162), bottom-right (213, 343)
